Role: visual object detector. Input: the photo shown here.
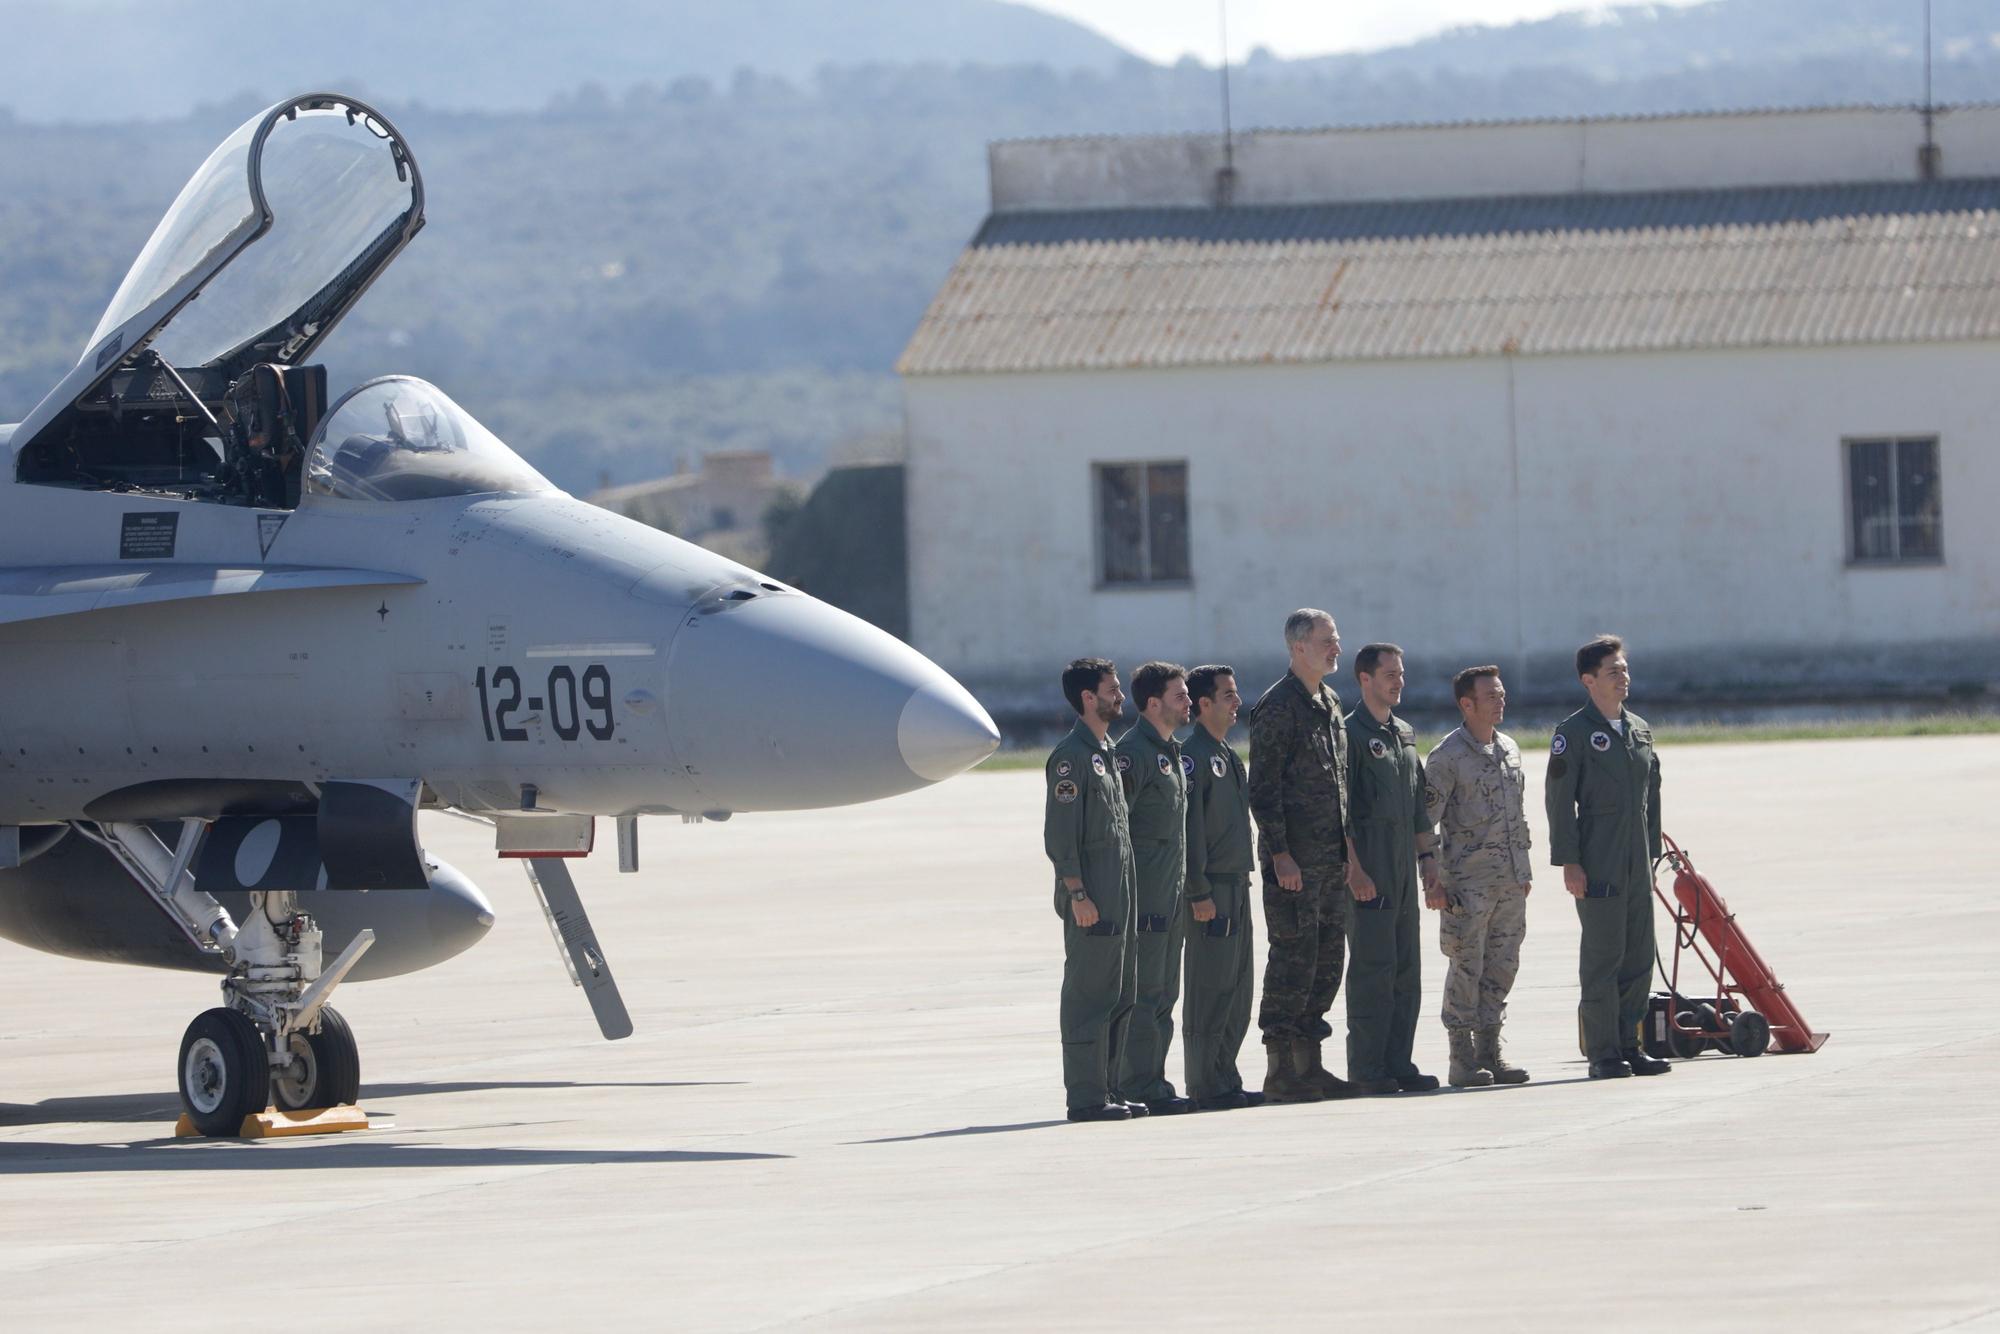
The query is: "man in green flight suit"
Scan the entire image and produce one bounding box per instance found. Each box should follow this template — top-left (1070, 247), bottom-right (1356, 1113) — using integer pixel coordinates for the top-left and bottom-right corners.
top-left (1545, 634), bottom-right (1672, 1080)
top-left (1343, 643), bottom-right (1441, 1094)
top-left (1181, 664), bottom-right (1262, 1112)
top-left (1114, 661), bottom-right (1196, 1116)
top-left (1043, 657), bottom-right (1142, 1122)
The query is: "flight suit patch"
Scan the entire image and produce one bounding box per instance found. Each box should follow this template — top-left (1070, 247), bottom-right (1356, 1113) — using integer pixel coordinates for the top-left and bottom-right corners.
top-left (1368, 738), bottom-right (1388, 759)
top-left (1210, 755), bottom-right (1226, 778)
top-left (1548, 758), bottom-right (1567, 780)
top-left (1551, 734), bottom-right (1568, 756)
top-left (1157, 753), bottom-right (1172, 776)
top-left (1055, 759), bottom-right (1072, 778)
top-left (1180, 754), bottom-right (1195, 779)
top-left (1054, 779), bottom-right (1079, 804)
top-left (1092, 754), bottom-right (1107, 776)
top-left (1116, 753), bottom-right (1132, 774)
top-left (1590, 731), bottom-right (1612, 752)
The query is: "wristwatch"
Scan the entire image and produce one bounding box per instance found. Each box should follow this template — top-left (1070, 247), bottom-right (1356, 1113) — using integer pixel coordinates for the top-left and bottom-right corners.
top-left (1069, 888), bottom-right (1089, 902)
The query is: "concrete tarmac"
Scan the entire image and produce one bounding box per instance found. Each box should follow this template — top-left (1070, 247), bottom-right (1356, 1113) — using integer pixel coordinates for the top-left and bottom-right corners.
top-left (2, 736), bottom-right (1997, 1331)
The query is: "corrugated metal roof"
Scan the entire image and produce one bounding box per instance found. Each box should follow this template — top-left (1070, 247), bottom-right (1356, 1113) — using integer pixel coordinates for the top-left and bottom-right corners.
top-left (898, 180), bottom-right (2000, 375)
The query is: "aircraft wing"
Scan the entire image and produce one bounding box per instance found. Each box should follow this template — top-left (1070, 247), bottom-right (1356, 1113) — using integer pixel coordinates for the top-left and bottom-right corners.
top-left (0, 563), bottom-right (423, 626)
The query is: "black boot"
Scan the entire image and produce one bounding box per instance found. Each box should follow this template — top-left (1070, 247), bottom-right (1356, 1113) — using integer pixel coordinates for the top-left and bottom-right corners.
top-left (1588, 1058), bottom-right (1633, 1079)
top-left (1067, 1102), bottom-right (1133, 1122)
top-left (1623, 1048), bottom-right (1672, 1076)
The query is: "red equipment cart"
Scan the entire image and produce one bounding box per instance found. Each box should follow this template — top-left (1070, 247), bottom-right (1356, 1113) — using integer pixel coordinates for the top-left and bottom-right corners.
top-left (1645, 833), bottom-right (1828, 1059)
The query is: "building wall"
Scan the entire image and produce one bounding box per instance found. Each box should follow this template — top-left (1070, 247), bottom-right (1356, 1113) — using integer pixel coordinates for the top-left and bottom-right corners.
top-left (989, 105), bottom-right (2000, 212)
top-left (904, 342), bottom-right (2000, 712)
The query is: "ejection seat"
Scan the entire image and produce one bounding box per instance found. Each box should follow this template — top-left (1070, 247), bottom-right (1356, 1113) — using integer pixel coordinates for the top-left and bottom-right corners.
top-left (225, 363), bottom-right (325, 509)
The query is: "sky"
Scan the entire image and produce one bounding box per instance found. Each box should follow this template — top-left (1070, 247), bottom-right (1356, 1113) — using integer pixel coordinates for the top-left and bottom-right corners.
top-left (1020, 0), bottom-right (1712, 63)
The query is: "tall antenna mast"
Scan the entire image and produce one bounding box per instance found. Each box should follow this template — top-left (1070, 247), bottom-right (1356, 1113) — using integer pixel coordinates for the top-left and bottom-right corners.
top-left (1919, 0), bottom-right (1940, 178)
top-left (1216, 0), bottom-right (1237, 206)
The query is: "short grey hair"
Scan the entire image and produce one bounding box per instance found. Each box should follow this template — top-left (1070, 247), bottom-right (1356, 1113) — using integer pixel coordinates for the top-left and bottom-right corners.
top-left (1284, 608), bottom-right (1334, 645)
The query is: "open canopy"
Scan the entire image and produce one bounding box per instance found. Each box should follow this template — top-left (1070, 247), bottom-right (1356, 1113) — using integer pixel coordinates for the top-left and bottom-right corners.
top-left (10, 93), bottom-right (424, 464)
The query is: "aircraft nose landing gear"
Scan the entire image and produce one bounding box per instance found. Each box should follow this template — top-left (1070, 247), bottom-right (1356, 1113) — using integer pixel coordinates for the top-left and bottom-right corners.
top-left (172, 886), bottom-right (373, 1137)
top-left (169, 887), bottom-right (373, 1136)
top-left (78, 818), bottom-right (375, 1137)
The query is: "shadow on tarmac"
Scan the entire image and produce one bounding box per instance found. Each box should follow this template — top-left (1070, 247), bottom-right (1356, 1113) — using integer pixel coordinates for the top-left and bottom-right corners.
top-left (852, 1119), bottom-right (1068, 1144)
top-left (0, 1140), bottom-right (789, 1174)
top-left (0, 1080), bottom-right (738, 1128)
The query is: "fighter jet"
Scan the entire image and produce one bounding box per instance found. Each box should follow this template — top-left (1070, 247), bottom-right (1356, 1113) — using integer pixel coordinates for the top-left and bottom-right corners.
top-left (0, 93), bottom-right (999, 1135)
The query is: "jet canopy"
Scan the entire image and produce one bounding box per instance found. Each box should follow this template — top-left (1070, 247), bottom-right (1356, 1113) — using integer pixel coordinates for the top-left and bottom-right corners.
top-left (306, 377), bottom-right (555, 503)
top-left (11, 93), bottom-right (426, 501)
top-left (90, 96), bottom-right (419, 374)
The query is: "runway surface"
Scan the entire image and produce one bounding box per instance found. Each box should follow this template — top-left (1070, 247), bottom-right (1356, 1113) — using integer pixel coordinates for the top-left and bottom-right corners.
top-left (3, 735), bottom-right (1997, 1331)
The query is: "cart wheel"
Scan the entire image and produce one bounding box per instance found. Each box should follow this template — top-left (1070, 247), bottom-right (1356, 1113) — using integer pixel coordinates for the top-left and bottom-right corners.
top-left (1729, 1011), bottom-right (1771, 1058)
top-left (1668, 1012), bottom-right (1706, 1060)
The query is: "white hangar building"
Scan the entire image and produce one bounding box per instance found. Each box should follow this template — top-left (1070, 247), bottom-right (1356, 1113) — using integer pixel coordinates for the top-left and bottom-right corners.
top-left (895, 105), bottom-right (2000, 716)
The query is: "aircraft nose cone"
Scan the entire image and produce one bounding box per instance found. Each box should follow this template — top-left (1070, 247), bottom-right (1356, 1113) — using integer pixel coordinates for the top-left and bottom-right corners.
top-left (666, 591), bottom-right (995, 810)
top-left (898, 674), bottom-right (1000, 782)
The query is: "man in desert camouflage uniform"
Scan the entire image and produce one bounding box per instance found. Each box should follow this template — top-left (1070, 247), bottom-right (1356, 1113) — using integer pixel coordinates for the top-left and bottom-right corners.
top-left (1248, 609), bottom-right (1354, 1103)
top-left (1423, 665), bottom-right (1534, 1088)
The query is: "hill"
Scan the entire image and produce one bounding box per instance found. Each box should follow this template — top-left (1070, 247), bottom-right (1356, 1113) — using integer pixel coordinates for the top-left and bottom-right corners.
top-left (0, 0), bottom-right (1134, 123)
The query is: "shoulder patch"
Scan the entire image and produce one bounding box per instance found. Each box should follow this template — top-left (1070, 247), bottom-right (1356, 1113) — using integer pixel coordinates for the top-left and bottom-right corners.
top-left (1210, 754), bottom-right (1227, 778)
top-left (1179, 753), bottom-right (1195, 779)
top-left (1550, 734), bottom-right (1568, 756)
top-left (1368, 737), bottom-right (1388, 760)
top-left (1590, 731), bottom-right (1612, 752)
top-left (1548, 758), bottom-right (1567, 780)
top-left (1091, 753), bottom-right (1108, 777)
top-left (1055, 758), bottom-right (1072, 778)
top-left (1157, 753), bottom-right (1172, 776)
top-left (1054, 779), bottom-right (1079, 804)
top-left (1115, 753), bottom-right (1132, 774)
top-left (1425, 783), bottom-right (1442, 808)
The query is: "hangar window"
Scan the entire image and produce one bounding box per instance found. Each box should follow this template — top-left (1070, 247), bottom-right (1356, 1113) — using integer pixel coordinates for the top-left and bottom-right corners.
top-left (1846, 437), bottom-right (1942, 565)
top-left (1096, 461), bottom-right (1189, 586)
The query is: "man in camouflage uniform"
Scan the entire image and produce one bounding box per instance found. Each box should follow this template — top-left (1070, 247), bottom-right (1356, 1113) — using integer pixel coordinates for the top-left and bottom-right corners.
top-left (1423, 665), bottom-right (1534, 1087)
top-left (1546, 634), bottom-right (1671, 1081)
top-left (1181, 665), bottom-right (1260, 1111)
top-left (1043, 657), bottom-right (1141, 1122)
top-left (1113, 661), bottom-right (1195, 1116)
top-left (1343, 643), bottom-right (1440, 1094)
top-left (1248, 609), bottom-right (1355, 1103)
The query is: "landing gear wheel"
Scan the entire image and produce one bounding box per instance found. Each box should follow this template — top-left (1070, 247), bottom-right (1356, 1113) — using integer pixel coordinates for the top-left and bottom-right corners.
top-left (271, 1006), bottom-right (361, 1110)
top-left (1729, 1010), bottom-right (1771, 1058)
top-left (1667, 1012), bottom-right (1707, 1060)
top-left (178, 1007), bottom-right (270, 1137)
